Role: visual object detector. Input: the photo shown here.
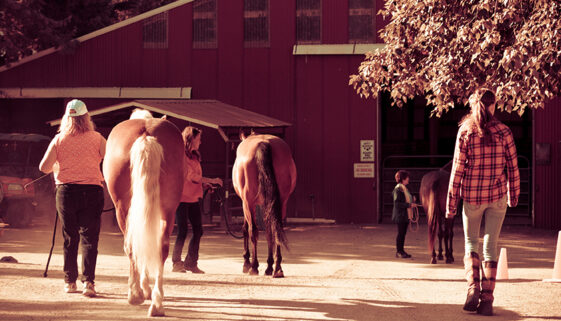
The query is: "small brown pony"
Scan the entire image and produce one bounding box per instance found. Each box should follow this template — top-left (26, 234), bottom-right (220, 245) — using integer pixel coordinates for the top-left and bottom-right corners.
top-left (232, 133), bottom-right (297, 278)
top-left (419, 161), bottom-right (455, 264)
top-left (103, 116), bottom-right (184, 316)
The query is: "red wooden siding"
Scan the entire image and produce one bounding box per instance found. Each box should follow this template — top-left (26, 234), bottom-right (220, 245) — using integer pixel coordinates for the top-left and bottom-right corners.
top-left (349, 57), bottom-right (377, 223)
top-left (534, 98), bottom-right (561, 229)
top-left (0, 0), bottom-right (390, 223)
top-left (323, 56), bottom-right (352, 222)
top-left (217, 0), bottom-right (244, 106)
top-left (294, 56), bottom-right (325, 218)
top-left (322, 0), bottom-right (348, 44)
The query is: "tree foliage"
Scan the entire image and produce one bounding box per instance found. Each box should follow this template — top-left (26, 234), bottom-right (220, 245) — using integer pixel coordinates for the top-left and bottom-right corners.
top-left (0, 0), bottom-right (175, 67)
top-left (0, 0), bottom-right (71, 67)
top-left (349, 0), bottom-right (561, 116)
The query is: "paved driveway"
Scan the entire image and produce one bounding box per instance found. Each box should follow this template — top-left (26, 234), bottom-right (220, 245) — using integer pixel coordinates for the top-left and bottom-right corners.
top-left (1, 215), bottom-right (560, 320)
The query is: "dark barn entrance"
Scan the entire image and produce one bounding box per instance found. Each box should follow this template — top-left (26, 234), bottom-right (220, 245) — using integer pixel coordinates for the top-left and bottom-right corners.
top-left (379, 93), bottom-right (533, 224)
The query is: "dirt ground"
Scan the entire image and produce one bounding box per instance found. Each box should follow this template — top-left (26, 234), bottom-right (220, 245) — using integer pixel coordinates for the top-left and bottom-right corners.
top-left (1, 213), bottom-right (560, 321)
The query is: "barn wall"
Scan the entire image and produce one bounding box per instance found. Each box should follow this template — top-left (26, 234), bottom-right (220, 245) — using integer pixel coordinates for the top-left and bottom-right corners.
top-left (534, 98), bottom-right (561, 229)
top-left (0, 0), bottom-right (398, 224)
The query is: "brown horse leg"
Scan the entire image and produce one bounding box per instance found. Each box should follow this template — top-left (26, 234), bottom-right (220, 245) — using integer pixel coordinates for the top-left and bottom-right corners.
top-left (128, 257), bottom-right (145, 305)
top-left (148, 264), bottom-right (165, 317)
top-left (273, 245), bottom-right (284, 278)
top-left (437, 217), bottom-right (445, 260)
top-left (265, 224), bottom-right (274, 276)
top-left (249, 224), bottom-right (259, 275)
top-left (242, 221), bottom-right (251, 273)
top-left (445, 217), bottom-right (455, 263)
top-left (140, 269), bottom-right (151, 300)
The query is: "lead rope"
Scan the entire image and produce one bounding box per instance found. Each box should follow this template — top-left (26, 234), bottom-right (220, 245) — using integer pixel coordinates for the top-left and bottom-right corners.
top-left (409, 205), bottom-right (419, 232)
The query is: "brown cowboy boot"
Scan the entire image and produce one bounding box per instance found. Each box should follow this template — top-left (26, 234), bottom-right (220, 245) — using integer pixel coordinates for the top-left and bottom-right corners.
top-left (478, 261), bottom-right (497, 316)
top-left (463, 252), bottom-right (481, 311)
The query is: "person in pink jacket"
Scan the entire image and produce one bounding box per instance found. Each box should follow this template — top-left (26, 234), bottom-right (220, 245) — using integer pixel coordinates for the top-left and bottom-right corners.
top-left (171, 126), bottom-right (222, 273)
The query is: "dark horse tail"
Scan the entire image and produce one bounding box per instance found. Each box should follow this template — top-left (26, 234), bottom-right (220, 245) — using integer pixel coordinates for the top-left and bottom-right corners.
top-left (426, 183), bottom-right (438, 251)
top-left (255, 141), bottom-right (288, 249)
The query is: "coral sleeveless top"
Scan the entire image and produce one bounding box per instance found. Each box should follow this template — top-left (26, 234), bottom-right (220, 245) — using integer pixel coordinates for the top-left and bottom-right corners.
top-left (53, 131), bottom-right (105, 186)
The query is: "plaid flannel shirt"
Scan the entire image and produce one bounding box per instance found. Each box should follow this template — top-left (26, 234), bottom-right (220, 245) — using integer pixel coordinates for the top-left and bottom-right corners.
top-left (446, 120), bottom-right (520, 217)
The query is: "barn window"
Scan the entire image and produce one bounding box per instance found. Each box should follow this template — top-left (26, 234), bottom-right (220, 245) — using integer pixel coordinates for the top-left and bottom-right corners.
top-left (193, 0), bottom-right (217, 48)
top-left (244, 0), bottom-right (269, 47)
top-left (296, 0), bottom-right (321, 44)
top-left (348, 0), bottom-right (375, 43)
top-left (143, 12), bottom-right (168, 49)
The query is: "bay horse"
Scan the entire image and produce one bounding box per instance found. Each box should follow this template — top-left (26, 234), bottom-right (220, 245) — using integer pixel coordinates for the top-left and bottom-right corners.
top-left (419, 161), bottom-right (455, 264)
top-left (232, 133), bottom-right (297, 278)
top-left (103, 115), bottom-right (184, 316)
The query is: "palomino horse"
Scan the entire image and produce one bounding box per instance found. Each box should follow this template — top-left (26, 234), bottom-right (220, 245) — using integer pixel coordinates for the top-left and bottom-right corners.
top-left (103, 116), bottom-right (184, 316)
top-left (232, 133), bottom-right (297, 278)
top-left (419, 161), bottom-right (455, 264)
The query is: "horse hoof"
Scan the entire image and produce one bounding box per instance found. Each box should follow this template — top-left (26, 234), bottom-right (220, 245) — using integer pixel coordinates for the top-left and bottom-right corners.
top-left (437, 255), bottom-right (444, 260)
top-left (142, 287), bottom-right (152, 300)
top-left (264, 267), bottom-right (273, 276)
top-left (128, 290), bottom-right (144, 305)
top-left (273, 270), bottom-right (284, 278)
top-left (446, 258), bottom-right (454, 264)
top-left (249, 268), bottom-right (259, 276)
top-left (430, 258), bottom-right (437, 264)
top-left (243, 263), bottom-right (251, 274)
top-left (148, 304), bottom-right (165, 317)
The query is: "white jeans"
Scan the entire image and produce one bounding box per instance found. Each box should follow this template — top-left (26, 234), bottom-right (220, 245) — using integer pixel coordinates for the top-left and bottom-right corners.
top-left (462, 196), bottom-right (507, 261)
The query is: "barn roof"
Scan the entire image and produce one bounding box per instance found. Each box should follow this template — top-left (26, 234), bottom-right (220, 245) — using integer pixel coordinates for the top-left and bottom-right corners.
top-left (47, 99), bottom-right (291, 141)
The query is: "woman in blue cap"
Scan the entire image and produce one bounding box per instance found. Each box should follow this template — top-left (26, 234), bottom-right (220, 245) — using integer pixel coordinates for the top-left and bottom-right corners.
top-left (39, 99), bottom-right (106, 297)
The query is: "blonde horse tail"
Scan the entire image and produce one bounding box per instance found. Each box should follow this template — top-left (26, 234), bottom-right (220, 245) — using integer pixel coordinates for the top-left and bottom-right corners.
top-left (126, 135), bottom-right (164, 277)
top-left (427, 188), bottom-right (437, 252)
top-left (255, 141), bottom-right (288, 250)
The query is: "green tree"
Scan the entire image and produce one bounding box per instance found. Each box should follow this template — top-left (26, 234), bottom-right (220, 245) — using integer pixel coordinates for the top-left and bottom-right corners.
top-left (0, 0), bottom-right (72, 66)
top-left (0, 0), bottom-right (175, 67)
top-left (349, 0), bottom-right (561, 116)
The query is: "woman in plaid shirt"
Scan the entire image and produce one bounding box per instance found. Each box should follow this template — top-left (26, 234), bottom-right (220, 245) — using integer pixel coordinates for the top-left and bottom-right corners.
top-left (446, 88), bottom-right (520, 316)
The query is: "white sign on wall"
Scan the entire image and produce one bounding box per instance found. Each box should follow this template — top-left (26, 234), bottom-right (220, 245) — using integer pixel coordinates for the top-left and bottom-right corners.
top-left (360, 140), bottom-right (375, 162)
top-left (354, 163), bottom-right (375, 178)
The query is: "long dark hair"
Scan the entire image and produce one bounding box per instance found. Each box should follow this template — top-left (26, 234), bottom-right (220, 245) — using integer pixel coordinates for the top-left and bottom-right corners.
top-left (459, 88), bottom-right (496, 145)
top-left (181, 126), bottom-right (201, 161)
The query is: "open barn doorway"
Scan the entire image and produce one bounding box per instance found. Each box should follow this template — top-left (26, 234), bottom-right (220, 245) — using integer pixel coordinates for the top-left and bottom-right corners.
top-left (378, 92), bottom-right (532, 224)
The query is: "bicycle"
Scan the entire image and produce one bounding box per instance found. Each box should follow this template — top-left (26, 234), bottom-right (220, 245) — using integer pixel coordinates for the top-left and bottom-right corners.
top-left (200, 183), bottom-right (244, 239)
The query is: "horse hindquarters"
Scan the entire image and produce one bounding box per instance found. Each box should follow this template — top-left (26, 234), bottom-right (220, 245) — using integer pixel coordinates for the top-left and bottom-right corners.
top-left (128, 135), bottom-right (165, 316)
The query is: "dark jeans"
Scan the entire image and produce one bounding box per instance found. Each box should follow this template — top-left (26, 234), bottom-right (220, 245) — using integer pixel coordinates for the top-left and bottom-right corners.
top-left (396, 221), bottom-right (409, 253)
top-left (55, 184), bottom-right (104, 284)
top-left (172, 201), bottom-right (203, 266)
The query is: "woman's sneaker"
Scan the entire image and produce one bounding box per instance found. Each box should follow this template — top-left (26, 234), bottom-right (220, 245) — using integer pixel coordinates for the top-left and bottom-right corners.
top-left (395, 251), bottom-right (412, 258)
top-left (82, 281), bottom-right (96, 297)
top-left (64, 282), bottom-right (77, 293)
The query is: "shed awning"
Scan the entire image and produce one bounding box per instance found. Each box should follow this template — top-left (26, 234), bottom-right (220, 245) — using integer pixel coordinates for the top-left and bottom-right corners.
top-left (48, 99), bottom-right (291, 141)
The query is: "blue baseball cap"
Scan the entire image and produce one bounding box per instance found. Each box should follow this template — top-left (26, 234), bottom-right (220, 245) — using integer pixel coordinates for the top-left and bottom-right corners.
top-left (66, 99), bottom-right (88, 117)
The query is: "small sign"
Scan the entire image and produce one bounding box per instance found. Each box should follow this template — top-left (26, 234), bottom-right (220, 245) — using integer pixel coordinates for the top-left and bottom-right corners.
top-left (354, 163), bottom-right (375, 178)
top-left (360, 140), bottom-right (375, 162)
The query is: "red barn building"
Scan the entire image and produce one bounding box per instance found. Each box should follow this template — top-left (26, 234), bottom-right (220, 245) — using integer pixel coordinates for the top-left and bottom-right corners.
top-left (0, 0), bottom-right (559, 228)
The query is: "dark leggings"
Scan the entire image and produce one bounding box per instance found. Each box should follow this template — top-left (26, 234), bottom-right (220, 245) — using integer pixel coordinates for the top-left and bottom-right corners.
top-left (396, 221), bottom-right (409, 253)
top-left (172, 201), bottom-right (203, 266)
top-left (55, 184), bottom-right (104, 284)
